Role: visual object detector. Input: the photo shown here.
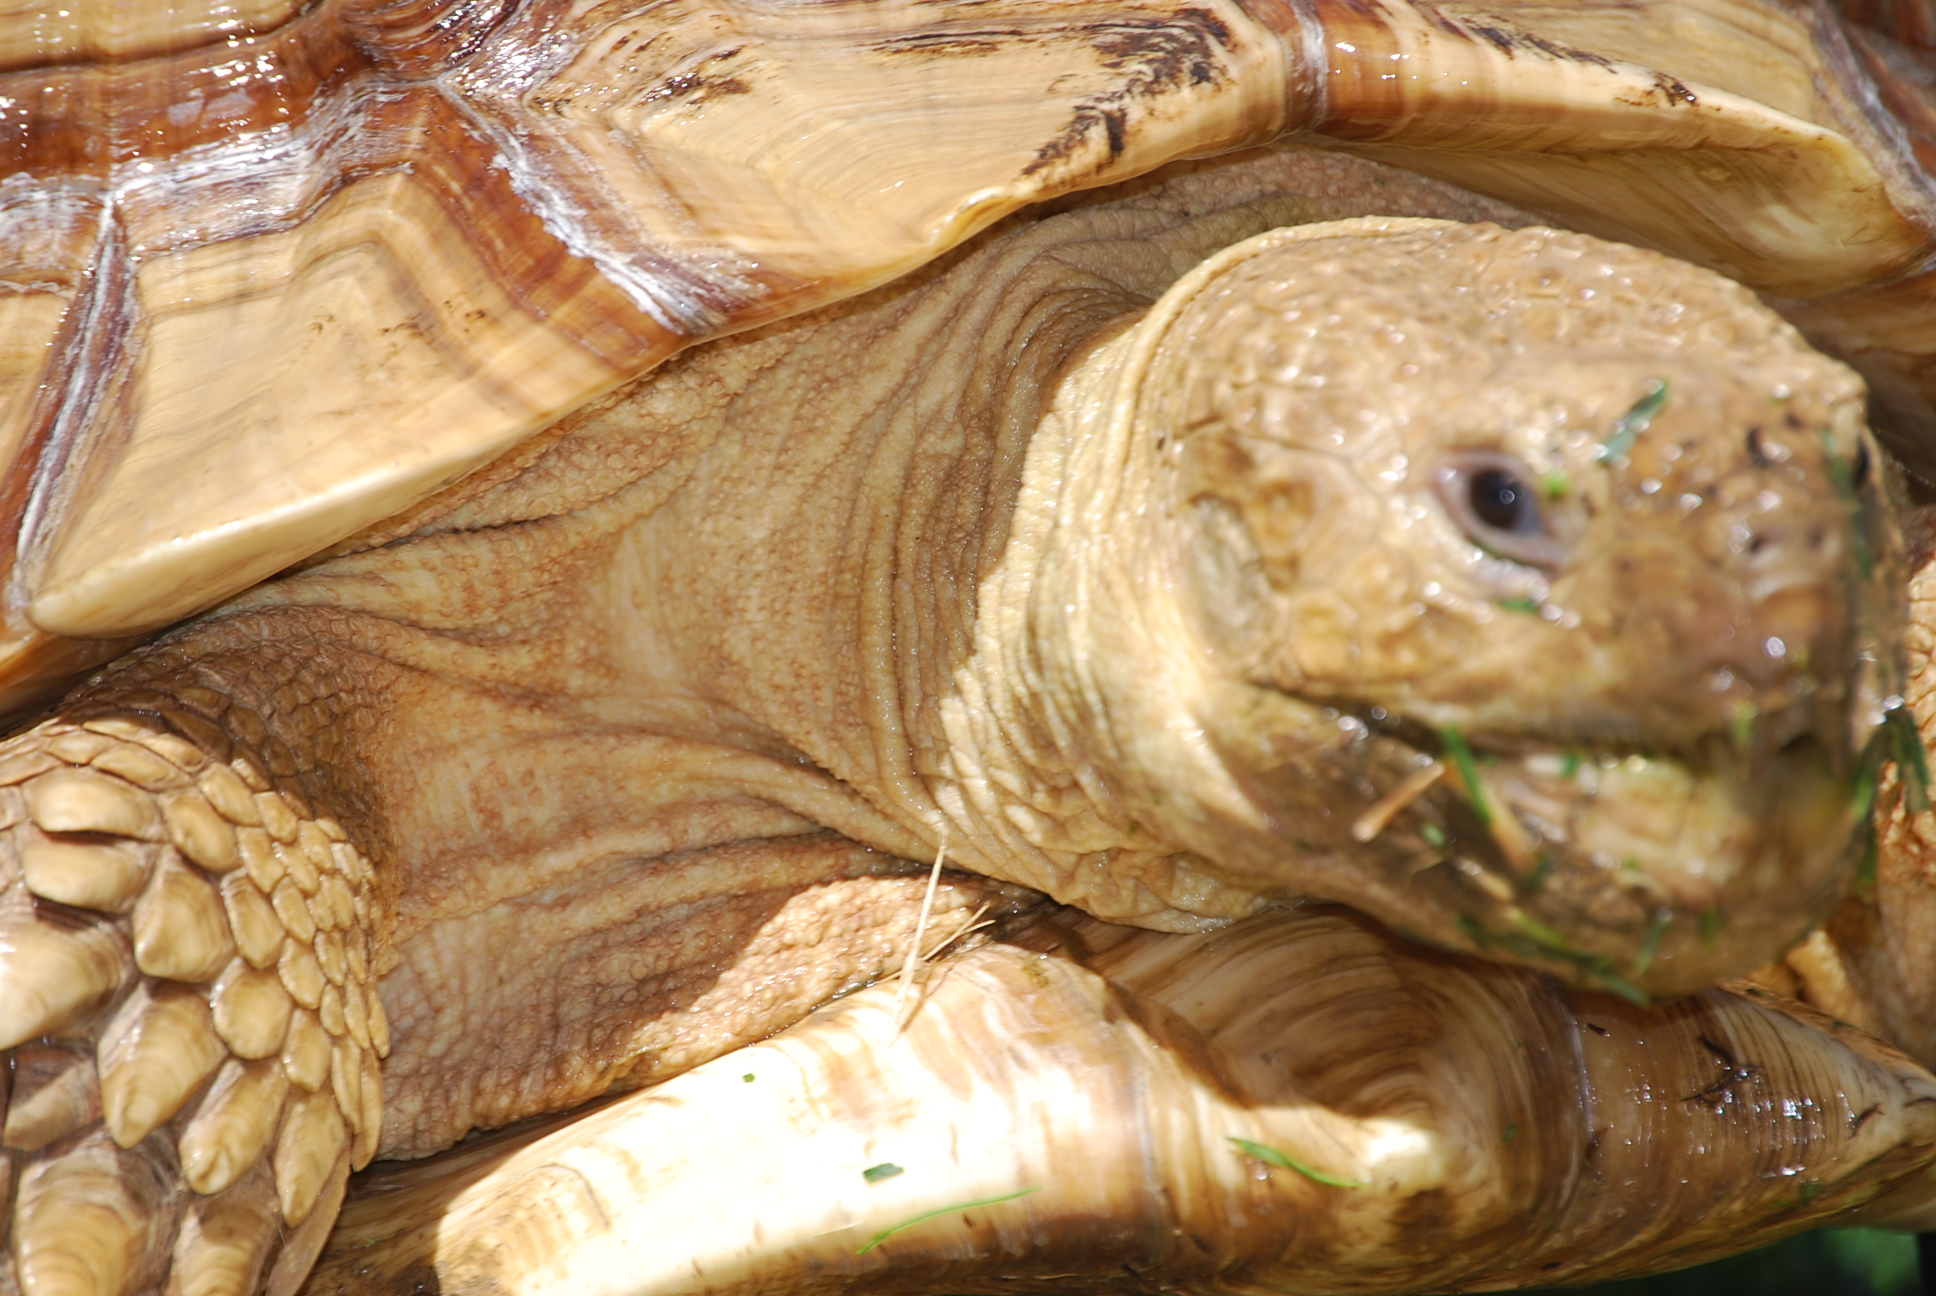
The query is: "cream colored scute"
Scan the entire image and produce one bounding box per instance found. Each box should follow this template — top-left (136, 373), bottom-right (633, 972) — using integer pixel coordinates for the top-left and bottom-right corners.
top-left (0, 186), bottom-right (98, 507)
top-left (18, 0), bottom-right (1936, 645)
top-left (0, 0), bottom-right (303, 69)
top-left (29, 160), bottom-right (665, 637)
top-left (472, 0), bottom-right (1291, 281)
top-left (1439, 0), bottom-right (1840, 126)
top-left (1308, 0), bottom-right (1928, 295)
top-left (22, 0), bottom-right (1289, 640)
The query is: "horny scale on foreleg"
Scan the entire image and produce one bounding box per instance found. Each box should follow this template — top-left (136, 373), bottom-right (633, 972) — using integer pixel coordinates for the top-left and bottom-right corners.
top-left (0, 702), bottom-right (385, 1296)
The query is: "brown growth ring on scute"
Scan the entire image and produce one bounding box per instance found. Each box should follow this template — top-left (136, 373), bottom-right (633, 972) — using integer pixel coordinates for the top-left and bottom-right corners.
top-left (6, 0), bottom-right (1936, 710)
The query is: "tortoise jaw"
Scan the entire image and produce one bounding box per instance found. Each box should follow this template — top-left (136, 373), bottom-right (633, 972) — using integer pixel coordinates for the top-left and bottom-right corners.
top-left (1412, 726), bottom-right (1861, 997)
top-left (1196, 692), bottom-right (1867, 998)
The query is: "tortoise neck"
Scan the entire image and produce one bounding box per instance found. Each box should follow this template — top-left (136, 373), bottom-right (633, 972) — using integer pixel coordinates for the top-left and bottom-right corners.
top-left (928, 312), bottom-right (1271, 929)
top-left (614, 265), bottom-right (1154, 839)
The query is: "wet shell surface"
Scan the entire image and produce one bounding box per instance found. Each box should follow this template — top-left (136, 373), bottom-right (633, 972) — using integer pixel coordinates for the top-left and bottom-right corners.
top-left (3, 0), bottom-right (1936, 704)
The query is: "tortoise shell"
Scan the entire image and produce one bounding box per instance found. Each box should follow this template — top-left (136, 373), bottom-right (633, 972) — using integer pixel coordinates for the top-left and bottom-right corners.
top-left (4, 0), bottom-right (1936, 704)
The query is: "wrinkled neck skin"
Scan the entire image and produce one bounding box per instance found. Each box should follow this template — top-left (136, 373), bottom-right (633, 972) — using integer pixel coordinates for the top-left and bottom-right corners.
top-left (607, 204), bottom-right (1278, 930)
top-left (940, 325), bottom-right (1272, 928)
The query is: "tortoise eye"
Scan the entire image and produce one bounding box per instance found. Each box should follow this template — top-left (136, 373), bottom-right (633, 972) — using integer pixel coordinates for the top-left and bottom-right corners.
top-left (1469, 468), bottom-right (1536, 533)
top-left (1433, 450), bottom-right (1565, 569)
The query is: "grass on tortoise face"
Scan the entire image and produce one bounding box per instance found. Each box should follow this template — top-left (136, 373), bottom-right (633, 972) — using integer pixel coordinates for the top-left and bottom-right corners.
top-left (1511, 1228), bottom-right (1918, 1294)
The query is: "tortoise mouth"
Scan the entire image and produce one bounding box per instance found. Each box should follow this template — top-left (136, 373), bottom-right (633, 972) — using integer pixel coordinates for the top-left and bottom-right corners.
top-left (1223, 700), bottom-right (1867, 999)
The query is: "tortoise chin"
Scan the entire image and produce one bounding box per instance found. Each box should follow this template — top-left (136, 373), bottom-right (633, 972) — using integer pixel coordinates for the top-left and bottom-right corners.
top-left (1198, 696), bottom-right (1869, 998)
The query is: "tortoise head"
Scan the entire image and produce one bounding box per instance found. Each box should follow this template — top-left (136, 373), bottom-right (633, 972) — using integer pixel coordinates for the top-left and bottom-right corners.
top-left (1065, 218), bottom-right (1903, 997)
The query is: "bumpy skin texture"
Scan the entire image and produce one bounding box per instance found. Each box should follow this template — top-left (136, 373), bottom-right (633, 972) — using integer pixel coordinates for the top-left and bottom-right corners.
top-left (1771, 506), bottom-right (1936, 1082)
top-left (0, 151), bottom-right (1903, 1296)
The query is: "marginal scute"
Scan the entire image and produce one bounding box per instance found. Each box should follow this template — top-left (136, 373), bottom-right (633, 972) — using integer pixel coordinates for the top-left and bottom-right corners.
top-left (97, 982), bottom-right (226, 1148)
top-left (133, 858), bottom-right (236, 983)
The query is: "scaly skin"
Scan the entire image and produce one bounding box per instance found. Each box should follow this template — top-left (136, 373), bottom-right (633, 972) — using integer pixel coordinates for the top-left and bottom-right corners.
top-left (0, 151), bottom-right (1901, 1294)
top-left (1765, 504), bottom-right (1936, 1079)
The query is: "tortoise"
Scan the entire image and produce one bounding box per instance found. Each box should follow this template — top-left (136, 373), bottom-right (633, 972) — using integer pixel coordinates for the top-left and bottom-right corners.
top-left (9, 0), bottom-right (1936, 1292)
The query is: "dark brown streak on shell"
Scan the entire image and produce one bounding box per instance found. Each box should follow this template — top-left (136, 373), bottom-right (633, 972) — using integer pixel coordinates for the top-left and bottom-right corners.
top-left (1022, 9), bottom-right (1236, 176)
top-left (633, 48), bottom-right (752, 111)
top-left (0, 0), bottom-right (532, 181)
top-left (1655, 70), bottom-right (1701, 106)
top-left (870, 29), bottom-right (1029, 56)
top-left (1453, 17), bottom-right (1618, 71)
top-left (384, 89), bottom-right (674, 366)
top-left (1681, 1034), bottom-right (1765, 1112)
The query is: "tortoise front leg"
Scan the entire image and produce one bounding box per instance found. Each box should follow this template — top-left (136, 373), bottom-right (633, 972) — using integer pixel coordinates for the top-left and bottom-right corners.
top-left (0, 681), bottom-right (384, 1296)
top-left (0, 621), bottom-right (1039, 1296)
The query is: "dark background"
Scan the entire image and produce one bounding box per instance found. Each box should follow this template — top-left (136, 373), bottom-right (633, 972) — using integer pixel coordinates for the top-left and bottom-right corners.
top-left (1518, 1229), bottom-right (1919, 1294)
